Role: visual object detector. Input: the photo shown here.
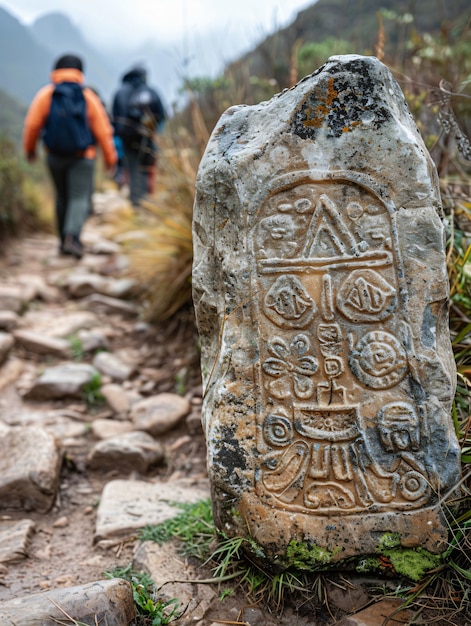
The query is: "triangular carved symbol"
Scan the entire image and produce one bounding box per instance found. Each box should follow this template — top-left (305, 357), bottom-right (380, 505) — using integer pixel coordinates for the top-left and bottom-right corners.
top-left (303, 193), bottom-right (360, 258)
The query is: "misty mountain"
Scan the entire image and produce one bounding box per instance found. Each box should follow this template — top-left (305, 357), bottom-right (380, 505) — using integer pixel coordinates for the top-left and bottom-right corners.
top-left (0, 6), bottom-right (51, 105)
top-left (30, 12), bottom-right (117, 102)
top-left (228, 0), bottom-right (471, 91)
top-left (0, 4), bottom-right (185, 113)
top-left (0, 87), bottom-right (27, 146)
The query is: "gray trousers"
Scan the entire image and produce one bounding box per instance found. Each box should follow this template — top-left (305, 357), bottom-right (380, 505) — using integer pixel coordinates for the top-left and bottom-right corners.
top-left (122, 146), bottom-right (150, 206)
top-left (47, 153), bottom-right (95, 242)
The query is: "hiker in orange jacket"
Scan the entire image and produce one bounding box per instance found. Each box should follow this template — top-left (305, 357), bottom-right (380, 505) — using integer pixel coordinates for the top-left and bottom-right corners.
top-left (23, 53), bottom-right (117, 258)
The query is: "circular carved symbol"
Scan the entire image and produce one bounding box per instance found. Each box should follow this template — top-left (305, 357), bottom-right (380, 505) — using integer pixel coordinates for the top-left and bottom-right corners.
top-left (264, 274), bottom-right (316, 329)
top-left (349, 331), bottom-right (408, 389)
top-left (400, 470), bottom-right (429, 501)
top-left (263, 412), bottom-right (293, 447)
top-left (337, 270), bottom-right (397, 322)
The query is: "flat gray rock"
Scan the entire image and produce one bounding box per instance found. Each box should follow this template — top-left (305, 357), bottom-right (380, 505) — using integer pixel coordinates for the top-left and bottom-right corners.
top-left (93, 351), bottom-right (135, 382)
top-left (81, 293), bottom-right (139, 316)
top-left (65, 272), bottom-right (112, 298)
top-left (90, 418), bottom-right (134, 440)
top-left (130, 393), bottom-right (191, 436)
top-left (76, 328), bottom-right (110, 352)
top-left (134, 541), bottom-right (217, 620)
top-left (0, 426), bottom-right (61, 512)
top-left (87, 431), bottom-right (164, 473)
top-left (0, 578), bottom-right (134, 625)
top-left (13, 330), bottom-right (71, 359)
top-left (0, 519), bottom-right (35, 562)
top-left (25, 363), bottom-right (99, 400)
top-left (23, 311), bottom-right (99, 338)
top-left (94, 478), bottom-right (210, 541)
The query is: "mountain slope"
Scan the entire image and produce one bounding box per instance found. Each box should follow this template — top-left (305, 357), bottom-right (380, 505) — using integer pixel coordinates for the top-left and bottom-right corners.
top-left (0, 87), bottom-right (27, 145)
top-left (0, 6), bottom-right (51, 105)
top-left (228, 0), bottom-right (471, 88)
top-left (31, 12), bottom-right (117, 103)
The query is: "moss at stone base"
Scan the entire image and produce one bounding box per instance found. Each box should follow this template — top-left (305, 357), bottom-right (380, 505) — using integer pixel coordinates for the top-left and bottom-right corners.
top-left (381, 547), bottom-right (442, 581)
top-left (284, 539), bottom-right (341, 571)
top-left (378, 532), bottom-right (402, 550)
top-left (258, 536), bottom-right (443, 582)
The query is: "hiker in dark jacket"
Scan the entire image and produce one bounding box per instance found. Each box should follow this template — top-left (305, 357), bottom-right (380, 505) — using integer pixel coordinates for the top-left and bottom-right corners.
top-left (112, 64), bottom-right (166, 206)
top-left (23, 53), bottom-right (117, 258)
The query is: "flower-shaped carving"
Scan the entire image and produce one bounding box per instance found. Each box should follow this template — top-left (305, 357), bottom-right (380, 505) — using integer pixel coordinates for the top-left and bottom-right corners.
top-left (262, 334), bottom-right (318, 399)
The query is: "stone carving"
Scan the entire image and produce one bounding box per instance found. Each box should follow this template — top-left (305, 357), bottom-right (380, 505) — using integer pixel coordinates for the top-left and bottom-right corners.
top-left (193, 55), bottom-right (461, 568)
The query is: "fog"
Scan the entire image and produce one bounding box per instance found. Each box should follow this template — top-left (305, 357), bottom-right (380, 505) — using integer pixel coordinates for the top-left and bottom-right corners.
top-left (2, 0), bottom-right (312, 53)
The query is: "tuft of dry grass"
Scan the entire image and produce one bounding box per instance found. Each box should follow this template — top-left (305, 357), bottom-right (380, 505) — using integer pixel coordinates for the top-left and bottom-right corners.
top-left (109, 132), bottom-right (199, 323)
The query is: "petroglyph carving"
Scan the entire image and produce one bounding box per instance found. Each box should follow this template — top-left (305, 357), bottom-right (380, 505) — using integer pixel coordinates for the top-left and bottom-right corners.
top-left (253, 180), bottom-right (424, 513)
top-left (193, 55), bottom-right (461, 562)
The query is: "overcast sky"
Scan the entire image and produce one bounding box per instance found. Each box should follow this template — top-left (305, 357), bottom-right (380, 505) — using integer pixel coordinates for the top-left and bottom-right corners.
top-left (1, 0), bottom-right (313, 50)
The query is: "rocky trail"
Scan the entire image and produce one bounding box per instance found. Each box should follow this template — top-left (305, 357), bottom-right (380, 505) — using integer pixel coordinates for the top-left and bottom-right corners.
top-left (0, 189), bottom-right (453, 626)
top-left (0, 190), bottom-right (214, 623)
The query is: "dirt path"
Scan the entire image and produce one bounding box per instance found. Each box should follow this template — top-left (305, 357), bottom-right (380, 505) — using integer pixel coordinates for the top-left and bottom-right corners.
top-left (0, 190), bottom-right (207, 604)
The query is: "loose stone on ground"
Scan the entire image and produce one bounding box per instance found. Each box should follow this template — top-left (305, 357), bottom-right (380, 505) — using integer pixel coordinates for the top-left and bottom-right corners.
top-left (94, 478), bottom-right (210, 541)
top-left (0, 578), bottom-right (135, 625)
top-left (0, 426), bottom-right (61, 512)
top-left (0, 519), bottom-right (35, 563)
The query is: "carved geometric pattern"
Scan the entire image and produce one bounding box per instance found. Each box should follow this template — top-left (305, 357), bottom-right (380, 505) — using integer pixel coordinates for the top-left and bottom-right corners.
top-left (252, 179), bottom-right (428, 514)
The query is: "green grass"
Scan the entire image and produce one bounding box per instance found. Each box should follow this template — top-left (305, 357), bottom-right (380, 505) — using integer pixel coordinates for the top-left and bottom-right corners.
top-left (139, 500), bottom-right (214, 561)
top-left (68, 334), bottom-right (84, 361)
top-left (81, 372), bottom-right (105, 408)
top-left (105, 565), bottom-right (181, 625)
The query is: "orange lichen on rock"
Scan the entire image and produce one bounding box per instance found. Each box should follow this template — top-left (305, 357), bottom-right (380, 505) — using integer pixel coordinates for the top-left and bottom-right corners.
top-left (303, 78), bottom-right (338, 129)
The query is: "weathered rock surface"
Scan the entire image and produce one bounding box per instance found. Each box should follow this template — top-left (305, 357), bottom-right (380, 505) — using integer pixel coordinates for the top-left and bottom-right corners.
top-left (23, 310), bottom-right (98, 338)
top-left (335, 599), bottom-right (413, 625)
top-left (93, 351), bottom-right (135, 382)
top-left (94, 478), bottom-right (210, 541)
top-left (0, 284), bottom-right (29, 313)
top-left (0, 519), bottom-right (35, 562)
top-left (100, 383), bottom-right (131, 414)
top-left (90, 418), bottom-right (134, 440)
top-left (76, 328), bottom-right (110, 352)
top-left (65, 272), bottom-right (113, 298)
top-left (0, 578), bottom-right (135, 625)
top-left (130, 393), bottom-right (191, 435)
top-left (81, 293), bottom-right (139, 316)
top-left (192, 54), bottom-right (461, 566)
top-left (0, 427), bottom-right (61, 512)
top-left (0, 311), bottom-right (18, 332)
top-left (24, 363), bottom-right (99, 400)
top-left (87, 430), bottom-right (165, 472)
top-left (13, 330), bottom-right (71, 359)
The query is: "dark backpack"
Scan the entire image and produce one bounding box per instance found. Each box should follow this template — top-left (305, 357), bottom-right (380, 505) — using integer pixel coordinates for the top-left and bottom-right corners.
top-left (42, 82), bottom-right (94, 156)
top-left (114, 84), bottom-right (161, 142)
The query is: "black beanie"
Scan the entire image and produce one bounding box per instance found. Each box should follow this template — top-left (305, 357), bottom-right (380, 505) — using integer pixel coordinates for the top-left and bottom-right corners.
top-left (54, 54), bottom-right (84, 72)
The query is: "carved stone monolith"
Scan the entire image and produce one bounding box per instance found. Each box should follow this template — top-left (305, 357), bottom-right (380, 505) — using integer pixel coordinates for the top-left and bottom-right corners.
top-left (192, 55), bottom-right (461, 569)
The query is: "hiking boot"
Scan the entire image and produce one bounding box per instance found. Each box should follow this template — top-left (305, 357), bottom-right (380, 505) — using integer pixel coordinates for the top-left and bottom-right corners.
top-left (62, 235), bottom-right (84, 259)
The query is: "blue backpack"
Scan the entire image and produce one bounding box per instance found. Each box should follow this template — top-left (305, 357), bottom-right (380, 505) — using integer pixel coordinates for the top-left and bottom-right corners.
top-left (42, 82), bottom-right (94, 156)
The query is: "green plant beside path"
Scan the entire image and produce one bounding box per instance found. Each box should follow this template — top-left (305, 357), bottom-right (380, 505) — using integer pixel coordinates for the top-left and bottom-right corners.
top-left (106, 566), bottom-right (181, 626)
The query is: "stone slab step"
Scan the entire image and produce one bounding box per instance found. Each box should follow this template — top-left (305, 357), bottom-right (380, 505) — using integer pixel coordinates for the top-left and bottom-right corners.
top-left (0, 578), bottom-right (135, 625)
